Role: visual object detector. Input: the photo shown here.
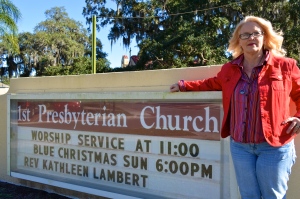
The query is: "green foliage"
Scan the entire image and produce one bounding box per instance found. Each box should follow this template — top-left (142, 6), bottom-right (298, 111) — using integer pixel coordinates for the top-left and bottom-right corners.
top-left (0, 0), bottom-right (21, 53)
top-left (31, 7), bottom-right (89, 68)
top-left (43, 65), bottom-right (66, 76)
top-left (85, 35), bottom-right (108, 59)
top-left (42, 57), bottom-right (111, 76)
top-left (69, 57), bottom-right (91, 75)
top-left (13, 7), bottom-right (107, 75)
top-left (84, 0), bottom-right (300, 68)
top-left (0, 6), bottom-right (111, 78)
top-left (2, 0), bottom-right (299, 79)
top-left (1, 75), bottom-right (10, 85)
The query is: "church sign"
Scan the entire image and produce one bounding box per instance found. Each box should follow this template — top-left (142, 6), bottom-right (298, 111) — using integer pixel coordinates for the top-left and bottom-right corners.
top-left (8, 92), bottom-right (237, 199)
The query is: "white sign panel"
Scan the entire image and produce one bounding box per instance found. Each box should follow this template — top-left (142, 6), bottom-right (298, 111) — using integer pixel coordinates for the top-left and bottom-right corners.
top-left (8, 92), bottom-right (237, 199)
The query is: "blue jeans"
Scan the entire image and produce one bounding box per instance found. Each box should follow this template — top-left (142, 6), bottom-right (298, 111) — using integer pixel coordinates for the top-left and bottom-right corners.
top-left (230, 138), bottom-right (296, 199)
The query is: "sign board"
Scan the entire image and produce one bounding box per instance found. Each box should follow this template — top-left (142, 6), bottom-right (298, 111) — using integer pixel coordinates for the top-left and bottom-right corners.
top-left (8, 92), bottom-right (238, 199)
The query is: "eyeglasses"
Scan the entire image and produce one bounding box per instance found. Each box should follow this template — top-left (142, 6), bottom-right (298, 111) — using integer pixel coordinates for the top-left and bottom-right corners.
top-left (239, 31), bottom-right (264, 40)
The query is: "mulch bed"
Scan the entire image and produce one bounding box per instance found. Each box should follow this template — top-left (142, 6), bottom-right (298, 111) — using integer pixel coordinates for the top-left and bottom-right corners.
top-left (0, 181), bottom-right (72, 199)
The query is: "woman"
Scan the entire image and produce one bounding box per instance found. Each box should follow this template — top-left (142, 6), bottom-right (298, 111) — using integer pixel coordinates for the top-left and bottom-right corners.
top-left (170, 16), bottom-right (299, 199)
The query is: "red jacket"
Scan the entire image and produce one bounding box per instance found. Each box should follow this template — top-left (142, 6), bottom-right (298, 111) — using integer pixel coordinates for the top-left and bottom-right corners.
top-left (180, 53), bottom-right (300, 146)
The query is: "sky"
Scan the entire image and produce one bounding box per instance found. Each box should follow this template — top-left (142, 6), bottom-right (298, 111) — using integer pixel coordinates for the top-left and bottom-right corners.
top-left (12, 0), bottom-right (139, 68)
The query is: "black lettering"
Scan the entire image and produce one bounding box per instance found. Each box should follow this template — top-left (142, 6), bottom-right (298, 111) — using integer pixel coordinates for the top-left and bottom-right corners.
top-left (123, 155), bottom-right (130, 167)
top-left (117, 171), bottom-right (123, 183)
top-left (24, 156), bottom-right (29, 166)
top-left (123, 155), bottom-right (148, 170)
top-left (107, 170), bottom-right (115, 182)
top-left (135, 139), bottom-right (143, 151)
top-left (93, 168), bottom-right (148, 187)
top-left (93, 167), bottom-right (99, 179)
top-left (78, 134), bottom-right (83, 145)
top-left (124, 172), bottom-right (131, 185)
top-left (111, 154), bottom-right (117, 166)
top-left (100, 169), bottom-right (106, 180)
top-left (202, 164), bottom-right (212, 179)
top-left (103, 153), bottom-right (110, 164)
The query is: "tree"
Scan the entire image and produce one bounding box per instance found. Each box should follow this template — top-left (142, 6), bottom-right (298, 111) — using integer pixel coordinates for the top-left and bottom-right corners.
top-left (17, 32), bottom-right (38, 72)
top-left (278, 0), bottom-right (300, 61)
top-left (0, 0), bottom-right (21, 53)
top-left (33, 7), bottom-right (89, 67)
top-left (0, 0), bottom-right (21, 80)
top-left (14, 6), bottom-right (109, 77)
top-left (232, 0), bottom-right (300, 61)
top-left (43, 57), bottom-right (111, 76)
top-left (85, 35), bottom-right (108, 59)
top-left (83, 0), bottom-right (300, 69)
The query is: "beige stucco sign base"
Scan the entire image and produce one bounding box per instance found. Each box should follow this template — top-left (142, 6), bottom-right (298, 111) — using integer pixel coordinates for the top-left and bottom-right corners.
top-left (0, 65), bottom-right (299, 198)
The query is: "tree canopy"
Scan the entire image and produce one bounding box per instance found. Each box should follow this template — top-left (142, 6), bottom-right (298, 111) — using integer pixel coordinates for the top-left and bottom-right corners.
top-left (7, 6), bottom-right (109, 77)
top-left (27, 7), bottom-right (89, 68)
top-left (0, 0), bottom-right (21, 53)
top-left (83, 0), bottom-right (300, 69)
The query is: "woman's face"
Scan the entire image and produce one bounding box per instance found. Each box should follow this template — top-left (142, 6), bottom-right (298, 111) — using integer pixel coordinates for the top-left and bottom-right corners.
top-left (239, 21), bottom-right (265, 55)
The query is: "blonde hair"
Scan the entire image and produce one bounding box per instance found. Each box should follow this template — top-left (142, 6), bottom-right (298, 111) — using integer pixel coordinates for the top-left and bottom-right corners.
top-left (228, 16), bottom-right (286, 58)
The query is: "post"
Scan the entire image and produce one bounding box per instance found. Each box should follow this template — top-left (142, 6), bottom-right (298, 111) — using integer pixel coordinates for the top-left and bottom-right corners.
top-left (92, 15), bottom-right (96, 74)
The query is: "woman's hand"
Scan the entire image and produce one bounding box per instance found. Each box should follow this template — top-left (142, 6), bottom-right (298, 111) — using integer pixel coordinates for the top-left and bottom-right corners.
top-left (170, 83), bottom-right (180, 92)
top-left (283, 117), bottom-right (300, 135)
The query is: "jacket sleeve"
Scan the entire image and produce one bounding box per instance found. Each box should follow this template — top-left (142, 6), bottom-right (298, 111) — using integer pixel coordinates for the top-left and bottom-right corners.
top-left (177, 65), bottom-right (231, 92)
top-left (289, 59), bottom-right (300, 117)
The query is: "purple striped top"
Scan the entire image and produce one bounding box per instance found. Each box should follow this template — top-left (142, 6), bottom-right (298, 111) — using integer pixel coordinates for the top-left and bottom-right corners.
top-left (230, 52), bottom-right (269, 143)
